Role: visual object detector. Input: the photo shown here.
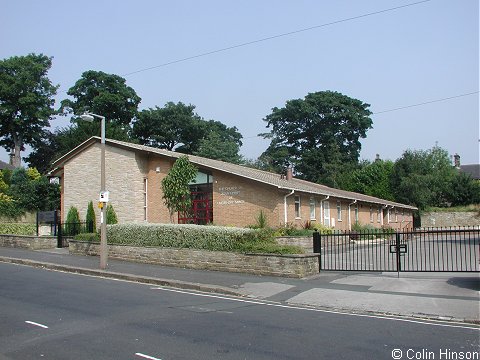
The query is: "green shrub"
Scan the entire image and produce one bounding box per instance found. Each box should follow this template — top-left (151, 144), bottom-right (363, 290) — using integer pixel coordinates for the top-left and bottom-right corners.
top-left (255, 210), bottom-right (268, 229)
top-left (0, 194), bottom-right (24, 218)
top-left (274, 223), bottom-right (312, 237)
top-left (86, 201), bottom-right (96, 233)
top-left (303, 221), bottom-right (333, 235)
top-left (104, 223), bottom-right (304, 254)
top-left (65, 206), bottom-right (81, 236)
top-left (235, 227), bottom-right (304, 254)
top-left (350, 222), bottom-right (395, 239)
top-left (0, 223), bottom-right (36, 235)
top-left (106, 204), bottom-right (118, 225)
top-left (106, 223), bottom-right (251, 250)
top-left (74, 232), bottom-right (100, 242)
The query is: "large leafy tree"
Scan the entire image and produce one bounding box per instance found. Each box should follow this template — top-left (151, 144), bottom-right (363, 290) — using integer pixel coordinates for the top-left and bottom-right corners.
top-left (260, 91), bottom-right (372, 186)
top-left (60, 70), bottom-right (141, 125)
top-left (28, 71), bottom-right (140, 171)
top-left (447, 172), bottom-right (480, 206)
top-left (132, 102), bottom-right (203, 151)
top-left (341, 159), bottom-right (395, 201)
top-left (0, 53), bottom-right (58, 167)
top-left (194, 131), bottom-right (243, 164)
top-left (26, 120), bottom-right (132, 172)
top-left (391, 147), bottom-right (457, 209)
top-left (132, 102), bottom-right (243, 158)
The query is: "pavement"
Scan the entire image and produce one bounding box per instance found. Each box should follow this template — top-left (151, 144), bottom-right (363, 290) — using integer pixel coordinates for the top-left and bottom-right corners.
top-left (0, 246), bottom-right (479, 324)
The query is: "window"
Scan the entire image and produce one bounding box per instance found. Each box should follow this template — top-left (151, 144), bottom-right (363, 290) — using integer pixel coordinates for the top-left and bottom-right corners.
top-left (395, 209), bottom-right (398, 223)
top-left (294, 196), bottom-right (301, 218)
top-left (370, 206), bottom-right (374, 223)
top-left (354, 205), bottom-right (359, 223)
top-left (143, 178), bottom-right (148, 221)
top-left (337, 201), bottom-right (342, 221)
top-left (377, 207), bottom-right (381, 223)
top-left (309, 198), bottom-right (316, 220)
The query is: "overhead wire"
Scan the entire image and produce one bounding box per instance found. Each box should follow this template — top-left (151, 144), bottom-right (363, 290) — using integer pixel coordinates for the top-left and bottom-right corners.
top-left (243, 91), bottom-right (479, 139)
top-left (121, 0), bottom-right (432, 77)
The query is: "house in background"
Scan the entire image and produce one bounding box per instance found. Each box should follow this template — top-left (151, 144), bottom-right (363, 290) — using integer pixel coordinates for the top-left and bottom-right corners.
top-left (459, 165), bottom-right (480, 182)
top-left (0, 159), bottom-right (15, 171)
top-left (49, 137), bottom-right (416, 230)
top-left (454, 153), bottom-right (480, 181)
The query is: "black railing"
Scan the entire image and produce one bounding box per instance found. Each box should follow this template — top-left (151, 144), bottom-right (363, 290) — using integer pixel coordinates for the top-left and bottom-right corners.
top-left (57, 221), bottom-right (95, 248)
top-left (317, 227), bottom-right (480, 272)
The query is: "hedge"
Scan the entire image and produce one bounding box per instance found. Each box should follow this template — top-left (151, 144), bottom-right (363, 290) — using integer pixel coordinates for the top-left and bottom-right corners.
top-left (0, 223), bottom-right (37, 235)
top-left (105, 223), bottom-right (252, 251)
top-left (93, 223), bottom-right (304, 254)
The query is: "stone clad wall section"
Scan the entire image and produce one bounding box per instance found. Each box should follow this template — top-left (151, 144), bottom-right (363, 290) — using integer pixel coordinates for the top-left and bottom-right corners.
top-left (421, 212), bottom-right (480, 227)
top-left (69, 240), bottom-right (319, 278)
top-left (0, 235), bottom-right (56, 249)
top-left (63, 144), bottom-right (147, 225)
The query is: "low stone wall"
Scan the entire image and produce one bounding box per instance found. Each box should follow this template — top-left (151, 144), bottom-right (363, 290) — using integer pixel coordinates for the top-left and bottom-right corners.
top-left (0, 234), bottom-right (57, 250)
top-left (275, 236), bottom-right (314, 253)
top-left (275, 235), bottom-right (351, 253)
top-left (69, 240), bottom-right (319, 278)
top-left (421, 212), bottom-right (480, 227)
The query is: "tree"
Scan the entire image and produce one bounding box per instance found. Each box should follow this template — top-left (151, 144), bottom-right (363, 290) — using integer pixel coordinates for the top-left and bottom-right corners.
top-left (27, 70), bottom-right (140, 171)
top-left (132, 102), bottom-right (243, 158)
top-left (391, 147), bottom-right (456, 209)
top-left (447, 172), bottom-right (480, 206)
top-left (0, 53), bottom-right (58, 167)
top-left (60, 70), bottom-right (141, 126)
top-left (106, 204), bottom-right (118, 224)
top-left (260, 91), bottom-right (372, 186)
top-left (194, 131), bottom-right (243, 163)
top-left (342, 159), bottom-right (395, 201)
top-left (86, 201), bottom-right (96, 233)
top-left (26, 120), bottom-right (132, 172)
top-left (161, 156), bottom-right (197, 223)
top-left (132, 102), bottom-right (203, 151)
top-left (65, 206), bottom-right (81, 236)
top-left (7, 167), bottom-right (59, 211)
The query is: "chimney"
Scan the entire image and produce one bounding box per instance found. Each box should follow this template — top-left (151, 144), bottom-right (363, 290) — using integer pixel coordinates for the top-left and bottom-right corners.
top-left (454, 154), bottom-right (460, 169)
top-left (286, 167), bottom-right (293, 181)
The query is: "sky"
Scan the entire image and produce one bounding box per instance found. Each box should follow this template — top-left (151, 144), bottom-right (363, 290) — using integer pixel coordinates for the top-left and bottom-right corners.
top-left (0, 0), bottom-right (478, 167)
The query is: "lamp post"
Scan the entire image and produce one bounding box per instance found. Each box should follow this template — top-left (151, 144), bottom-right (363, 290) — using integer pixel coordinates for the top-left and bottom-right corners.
top-left (80, 112), bottom-right (108, 270)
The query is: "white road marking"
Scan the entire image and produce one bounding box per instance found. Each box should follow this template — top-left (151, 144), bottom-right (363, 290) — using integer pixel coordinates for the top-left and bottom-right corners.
top-left (135, 352), bottom-right (162, 360)
top-left (151, 287), bottom-right (480, 331)
top-left (25, 321), bottom-right (49, 329)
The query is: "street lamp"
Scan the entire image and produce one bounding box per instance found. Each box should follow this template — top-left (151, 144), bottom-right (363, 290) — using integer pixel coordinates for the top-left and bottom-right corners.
top-left (80, 112), bottom-right (108, 270)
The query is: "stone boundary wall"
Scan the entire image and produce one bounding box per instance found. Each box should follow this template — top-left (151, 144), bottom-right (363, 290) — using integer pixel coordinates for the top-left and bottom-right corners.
top-left (69, 240), bottom-right (319, 278)
top-left (275, 235), bottom-right (351, 253)
top-left (0, 234), bottom-right (57, 250)
top-left (421, 212), bottom-right (480, 227)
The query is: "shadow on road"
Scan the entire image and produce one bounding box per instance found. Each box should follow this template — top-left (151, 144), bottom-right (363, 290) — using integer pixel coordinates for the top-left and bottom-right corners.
top-left (447, 277), bottom-right (480, 291)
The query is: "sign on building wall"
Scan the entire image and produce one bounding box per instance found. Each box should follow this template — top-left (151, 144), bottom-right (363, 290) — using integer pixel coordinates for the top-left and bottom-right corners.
top-left (217, 186), bottom-right (245, 205)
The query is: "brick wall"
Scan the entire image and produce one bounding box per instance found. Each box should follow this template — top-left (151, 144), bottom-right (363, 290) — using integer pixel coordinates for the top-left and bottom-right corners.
top-left (69, 240), bottom-right (319, 278)
top-left (213, 171), bottom-right (283, 227)
top-left (60, 144), bottom-right (414, 230)
top-left (0, 235), bottom-right (57, 249)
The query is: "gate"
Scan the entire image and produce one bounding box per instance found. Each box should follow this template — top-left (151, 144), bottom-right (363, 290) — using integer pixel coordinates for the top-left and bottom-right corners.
top-left (315, 227), bottom-right (480, 272)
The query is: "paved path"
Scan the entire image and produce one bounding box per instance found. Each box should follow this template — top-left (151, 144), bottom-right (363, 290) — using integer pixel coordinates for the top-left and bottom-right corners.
top-left (0, 247), bottom-right (478, 323)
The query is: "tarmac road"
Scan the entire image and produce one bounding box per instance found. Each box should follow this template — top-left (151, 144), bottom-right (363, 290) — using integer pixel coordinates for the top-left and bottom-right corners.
top-left (0, 262), bottom-right (478, 360)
